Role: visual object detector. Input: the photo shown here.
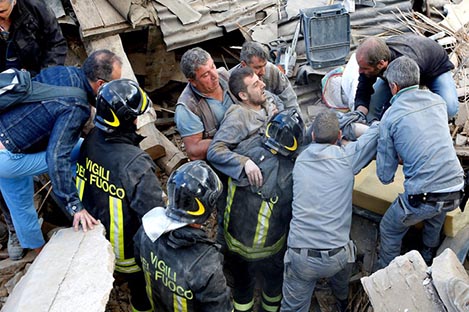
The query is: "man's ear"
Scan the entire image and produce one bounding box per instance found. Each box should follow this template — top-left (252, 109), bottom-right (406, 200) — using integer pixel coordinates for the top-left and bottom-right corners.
top-left (188, 78), bottom-right (197, 87)
top-left (377, 59), bottom-right (388, 71)
top-left (389, 82), bottom-right (399, 95)
top-left (90, 79), bottom-right (106, 95)
top-left (239, 91), bottom-right (248, 101)
top-left (240, 61), bottom-right (247, 68)
top-left (338, 130), bottom-right (342, 141)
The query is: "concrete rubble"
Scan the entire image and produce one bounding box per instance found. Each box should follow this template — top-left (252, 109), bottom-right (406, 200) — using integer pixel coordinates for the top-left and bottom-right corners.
top-left (361, 249), bottom-right (469, 312)
top-left (1, 224), bottom-right (114, 312)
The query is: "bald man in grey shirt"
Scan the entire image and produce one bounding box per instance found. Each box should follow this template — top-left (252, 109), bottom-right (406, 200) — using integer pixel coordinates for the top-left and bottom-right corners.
top-left (281, 110), bottom-right (379, 312)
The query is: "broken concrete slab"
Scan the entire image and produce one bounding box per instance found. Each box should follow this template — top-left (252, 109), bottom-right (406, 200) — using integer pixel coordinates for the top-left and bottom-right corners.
top-left (437, 225), bottom-right (469, 263)
top-left (361, 250), bottom-right (445, 311)
top-left (432, 248), bottom-right (469, 312)
top-left (1, 224), bottom-right (114, 312)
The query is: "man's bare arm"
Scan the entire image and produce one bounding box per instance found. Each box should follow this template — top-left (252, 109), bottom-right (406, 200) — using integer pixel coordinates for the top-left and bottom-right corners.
top-left (182, 133), bottom-right (212, 160)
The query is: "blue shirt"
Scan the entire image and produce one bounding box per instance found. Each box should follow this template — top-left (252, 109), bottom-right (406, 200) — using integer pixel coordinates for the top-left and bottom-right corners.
top-left (376, 86), bottom-right (463, 194)
top-left (175, 82), bottom-right (233, 137)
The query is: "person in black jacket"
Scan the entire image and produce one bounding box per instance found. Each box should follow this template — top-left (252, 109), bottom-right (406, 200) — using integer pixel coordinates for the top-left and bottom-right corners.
top-left (134, 160), bottom-right (233, 312)
top-left (77, 79), bottom-right (164, 312)
top-left (354, 34), bottom-right (458, 120)
top-left (0, 0), bottom-right (67, 75)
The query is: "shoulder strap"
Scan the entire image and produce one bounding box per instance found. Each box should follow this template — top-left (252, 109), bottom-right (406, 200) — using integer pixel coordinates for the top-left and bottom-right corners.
top-left (24, 81), bottom-right (88, 103)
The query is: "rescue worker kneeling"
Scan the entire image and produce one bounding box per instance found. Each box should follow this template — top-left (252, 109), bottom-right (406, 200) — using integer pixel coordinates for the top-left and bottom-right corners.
top-left (77, 79), bottom-right (165, 312)
top-left (134, 160), bottom-right (233, 312)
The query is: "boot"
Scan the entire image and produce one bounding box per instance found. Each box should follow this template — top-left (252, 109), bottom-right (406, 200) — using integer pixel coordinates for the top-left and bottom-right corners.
top-left (8, 231), bottom-right (25, 261)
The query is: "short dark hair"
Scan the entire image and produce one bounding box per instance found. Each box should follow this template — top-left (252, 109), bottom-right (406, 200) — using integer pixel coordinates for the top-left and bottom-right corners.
top-left (229, 67), bottom-right (254, 101)
top-left (384, 56), bottom-right (420, 89)
top-left (312, 110), bottom-right (339, 144)
top-left (180, 47), bottom-right (211, 80)
top-left (356, 37), bottom-right (391, 66)
top-left (82, 49), bottom-right (122, 82)
top-left (240, 41), bottom-right (268, 64)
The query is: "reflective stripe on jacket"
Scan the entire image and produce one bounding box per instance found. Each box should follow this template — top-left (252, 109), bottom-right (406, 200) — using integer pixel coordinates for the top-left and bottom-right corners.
top-left (134, 226), bottom-right (233, 312)
top-left (77, 128), bottom-right (164, 273)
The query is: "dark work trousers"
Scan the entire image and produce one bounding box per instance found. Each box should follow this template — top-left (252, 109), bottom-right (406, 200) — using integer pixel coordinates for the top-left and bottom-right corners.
top-left (225, 248), bottom-right (285, 312)
top-left (120, 270), bottom-right (152, 312)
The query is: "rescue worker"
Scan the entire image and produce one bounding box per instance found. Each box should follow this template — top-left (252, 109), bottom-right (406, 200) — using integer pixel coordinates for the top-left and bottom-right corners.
top-left (134, 160), bottom-right (233, 312)
top-left (230, 41), bottom-right (299, 112)
top-left (0, 49), bottom-right (121, 260)
top-left (77, 79), bottom-right (164, 312)
top-left (174, 47), bottom-right (236, 160)
top-left (354, 35), bottom-right (459, 121)
top-left (0, 0), bottom-right (68, 260)
top-left (0, 0), bottom-right (67, 75)
top-left (174, 47), bottom-right (238, 252)
top-left (207, 66), bottom-right (305, 312)
top-left (376, 56), bottom-right (464, 268)
top-left (281, 110), bottom-right (379, 312)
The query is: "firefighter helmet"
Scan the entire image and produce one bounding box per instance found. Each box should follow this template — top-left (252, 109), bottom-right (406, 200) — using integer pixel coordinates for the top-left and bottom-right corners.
top-left (166, 160), bottom-right (223, 224)
top-left (95, 78), bottom-right (149, 133)
top-left (264, 108), bottom-right (305, 157)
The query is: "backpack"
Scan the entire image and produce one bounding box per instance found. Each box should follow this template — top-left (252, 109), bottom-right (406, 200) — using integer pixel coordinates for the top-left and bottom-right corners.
top-left (0, 68), bottom-right (88, 113)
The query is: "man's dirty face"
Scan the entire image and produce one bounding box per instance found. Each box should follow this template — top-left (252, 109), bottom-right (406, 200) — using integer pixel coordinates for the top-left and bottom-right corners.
top-left (357, 54), bottom-right (385, 78)
top-left (191, 58), bottom-right (219, 95)
top-left (247, 56), bottom-right (267, 79)
top-left (244, 73), bottom-right (266, 106)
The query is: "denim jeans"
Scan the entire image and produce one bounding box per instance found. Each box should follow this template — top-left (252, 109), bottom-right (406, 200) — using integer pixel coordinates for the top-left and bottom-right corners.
top-left (378, 193), bottom-right (459, 268)
top-left (0, 66), bottom-right (91, 215)
top-left (370, 70), bottom-right (459, 121)
top-left (281, 244), bottom-right (353, 312)
top-left (0, 139), bottom-right (82, 248)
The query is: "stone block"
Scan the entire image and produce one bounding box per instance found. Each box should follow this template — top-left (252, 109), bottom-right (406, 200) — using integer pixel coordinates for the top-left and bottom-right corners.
top-left (361, 250), bottom-right (445, 311)
top-left (353, 161), bottom-right (468, 238)
top-left (1, 224), bottom-right (114, 312)
top-left (432, 248), bottom-right (469, 312)
top-left (353, 161), bottom-right (404, 215)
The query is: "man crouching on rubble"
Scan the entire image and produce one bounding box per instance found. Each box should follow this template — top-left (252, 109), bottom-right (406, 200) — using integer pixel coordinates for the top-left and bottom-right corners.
top-left (376, 56), bottom-right (464, 268)
top-left (77, 79), bottom-right (165, 312)
top-left (134, 161), bottom-right (233, 312)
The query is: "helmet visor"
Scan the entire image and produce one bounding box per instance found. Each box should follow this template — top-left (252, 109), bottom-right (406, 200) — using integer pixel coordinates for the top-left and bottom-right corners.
top-left (266, 122), bottom-right (298, 152)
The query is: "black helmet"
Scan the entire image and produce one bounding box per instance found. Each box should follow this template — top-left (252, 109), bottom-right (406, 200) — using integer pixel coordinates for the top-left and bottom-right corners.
top-left (264, 108), bottom-right (305, 157)
top-left (166, 160), bottom-right (222, 224)
top-left (95, 78), bottom-right (149, 133)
